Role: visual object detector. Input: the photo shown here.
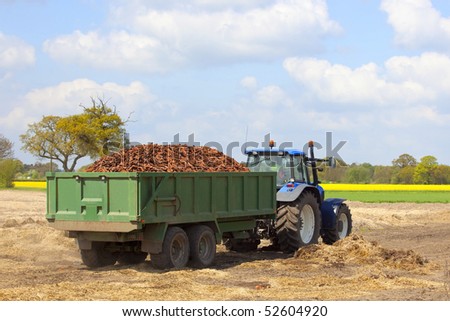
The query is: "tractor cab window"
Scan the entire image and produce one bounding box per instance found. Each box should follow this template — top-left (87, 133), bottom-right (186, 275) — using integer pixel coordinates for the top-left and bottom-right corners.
top-left (247, 154), bottom-right (286, 186)
top-left (247, 153), bottom-right (307, 186)
top-left (292, 155), bottom-right (307, 183)
top-left (247, 154), bottom-right (280, 172)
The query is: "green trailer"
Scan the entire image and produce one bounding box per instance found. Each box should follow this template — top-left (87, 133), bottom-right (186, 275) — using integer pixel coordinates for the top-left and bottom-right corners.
top-left (46, 171), bottom-right (276, 269)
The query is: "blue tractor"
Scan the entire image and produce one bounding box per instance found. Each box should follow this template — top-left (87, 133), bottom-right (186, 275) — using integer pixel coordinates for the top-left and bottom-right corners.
top-left (237, 140), bottom-right (352, 253)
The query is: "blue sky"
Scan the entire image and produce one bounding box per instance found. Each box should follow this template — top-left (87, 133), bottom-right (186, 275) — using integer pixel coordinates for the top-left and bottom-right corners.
top-left (1, 0), bottom-right (450, 167)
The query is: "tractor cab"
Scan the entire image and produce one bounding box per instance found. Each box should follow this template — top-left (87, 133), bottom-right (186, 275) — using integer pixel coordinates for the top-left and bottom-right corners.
top-left (245, 148), bottom-right (309, 188)
top-left (245, 140), bottom-right (335, 187)
top-left (245, 140), bottom-right (336, 203)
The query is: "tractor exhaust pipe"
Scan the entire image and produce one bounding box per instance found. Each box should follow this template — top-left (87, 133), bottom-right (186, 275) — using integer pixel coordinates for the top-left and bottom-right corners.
top-left (308, 141), bottom-right (319, 186)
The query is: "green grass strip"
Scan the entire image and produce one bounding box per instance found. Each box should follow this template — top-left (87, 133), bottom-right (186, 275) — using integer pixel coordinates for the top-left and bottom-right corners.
top-left (326, 190), bottom-right (450, 203)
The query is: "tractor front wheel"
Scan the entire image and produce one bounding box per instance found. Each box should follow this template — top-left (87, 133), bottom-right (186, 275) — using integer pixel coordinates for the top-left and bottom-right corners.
top-left (321, 204), bottom-right (353, 245)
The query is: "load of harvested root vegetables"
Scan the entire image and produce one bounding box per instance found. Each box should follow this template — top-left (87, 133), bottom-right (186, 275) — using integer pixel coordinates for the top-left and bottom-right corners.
top-left (85, 144), bottom-right (249, 173)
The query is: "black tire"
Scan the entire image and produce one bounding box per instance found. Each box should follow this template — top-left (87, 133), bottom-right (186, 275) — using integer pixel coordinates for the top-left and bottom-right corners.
top-left (80, 242), bottom-right (118, 268)
top-left (322, 204), bottom-right (352, 245)
top-left (117, 251), bottom-right (148, 265)
top-left (186, 225), bottom-right (216, 268)
top-left (275, 191), bottom-right (321, 253)
top-left (151, 226), bottom-right (190, 270)
top-left (223, 238), bottom-right (260, 252)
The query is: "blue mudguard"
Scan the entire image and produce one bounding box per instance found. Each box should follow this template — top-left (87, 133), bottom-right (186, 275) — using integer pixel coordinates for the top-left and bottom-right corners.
top-left (277, 182), bottom-right (307, 202)
top-left (320, 198), bottom-right (346, 229)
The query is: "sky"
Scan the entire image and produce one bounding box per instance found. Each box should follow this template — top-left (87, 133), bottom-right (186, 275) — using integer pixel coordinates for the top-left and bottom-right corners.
top-left (1, 0), bottom-right (450, 167)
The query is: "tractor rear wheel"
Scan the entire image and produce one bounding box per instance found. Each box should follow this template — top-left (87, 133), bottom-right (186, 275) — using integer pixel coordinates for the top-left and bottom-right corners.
top-left (322, 204), bottom-right (352, 245)
top-left (151, 226), bottom-right (190, 270)
top-left (275, 191), bottom-right (321, 253)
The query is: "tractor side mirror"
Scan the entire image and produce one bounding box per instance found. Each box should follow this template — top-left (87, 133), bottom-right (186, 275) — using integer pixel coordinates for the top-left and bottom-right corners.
top-left (328, 157), bottom-right (336, 168)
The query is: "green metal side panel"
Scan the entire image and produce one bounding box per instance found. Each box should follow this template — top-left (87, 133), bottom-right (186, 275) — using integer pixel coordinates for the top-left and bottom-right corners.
top-left (46, 171), bottom-right (276, 233)
top-left (46, 172), bottom-right (141, 231)
top-left (139, 172), bottom-right (277, 225)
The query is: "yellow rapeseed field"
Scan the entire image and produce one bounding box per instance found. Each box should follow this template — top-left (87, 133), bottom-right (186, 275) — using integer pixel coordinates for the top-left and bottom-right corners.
top-left (12, 180), bottom-right (450, 191)
top-left (13, 181), bottom-right (46, 189)
top-left (321, 183), bottom-right (450, 191)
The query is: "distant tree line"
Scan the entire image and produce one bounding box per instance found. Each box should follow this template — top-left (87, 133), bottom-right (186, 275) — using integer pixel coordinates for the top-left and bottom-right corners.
top-left (0, 134), bottom-right (21, 187)
top-left (320, 154), bottom-right (450, 184)
top-left (1, 133), bottom-right (59, 186)
top-left (16, 162), bottom-right (60, 180)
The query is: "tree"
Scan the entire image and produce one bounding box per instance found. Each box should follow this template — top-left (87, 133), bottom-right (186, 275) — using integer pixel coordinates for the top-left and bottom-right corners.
top-left (20, 98), bottom-right (126, 172)
top-left (413, 155), bottom-right (438, 184)
top-left (392, 166), bottom-right (415, 184)
top-left (392, 154), bottom-right (417, 168)
top-left (16, 162), bottom-right (60, 179)
top-left (0, 134), bottom-right (14, 159)
top-left (433, 165), bottom-right (450, 184)
top-left (344, 163), bottom-right (374, 183)
top-left (0, 159), bottom-right (22, 188)
top-left (391, 154), bottom-right (417, 184)
top-left (320, 165), bottom-right (347, 183)
top-left (372, 166), bottom-right (394, 183)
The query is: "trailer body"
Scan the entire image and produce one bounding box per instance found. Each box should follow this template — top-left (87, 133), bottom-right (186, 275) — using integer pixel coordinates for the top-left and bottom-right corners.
top-left (46, 171), bottom-right (276, 268)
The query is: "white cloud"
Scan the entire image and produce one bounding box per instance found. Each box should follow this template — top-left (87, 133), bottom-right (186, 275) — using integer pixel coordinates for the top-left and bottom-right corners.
top-left (45, 0), bottom-right (340, 72)
top-left (240, 76), bottom-right (258, 90)
top-left (255, 85), bottom-right (292, 107)
top-left (0, 32), bottom-right (35, 69)
top-left (124, 0), bottom-right (340, 59)
top-left (381, 0), bottom-right (450, 51)
top-left (43, 30), bottom-right (185, 73)
top-left (0, 79), bottom-right (156, 130)
top-left (0, 105), bottom-right (35, 131)
top-left (0, 72), bottom-right (12, 82)
top-left (384, 52), bottom-right (450, 92)
top-left (191, 0), bottom-right (273, 10)
top-left (380, 105), bottom-right (450, 127)
top-left (132, 0), bottom-right (274, 10)
top-left (282, 53), bottom-right (448, 106)
top-left (281, 52), bottom-right (450, 161)
top-left (25, 79), bottom-right (155, 116)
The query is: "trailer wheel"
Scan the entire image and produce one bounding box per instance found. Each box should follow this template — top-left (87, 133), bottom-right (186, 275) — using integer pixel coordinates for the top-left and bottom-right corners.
top-left (275, 191), bottom-right (321, 253)
top-left (80, 242), bottom-right (118, 268)
top-left (322, 204), bottom-right (352, 245)
top-left (117, 251), bottom-right (148, 265)
top-left (151, 226), bottom-right (190, 270)
top-left (187, 225), bottom-right (216, 268)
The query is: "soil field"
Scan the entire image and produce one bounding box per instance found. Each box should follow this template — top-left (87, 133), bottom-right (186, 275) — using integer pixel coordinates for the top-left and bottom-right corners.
top-left (0, 190), bottom-right (449, 301)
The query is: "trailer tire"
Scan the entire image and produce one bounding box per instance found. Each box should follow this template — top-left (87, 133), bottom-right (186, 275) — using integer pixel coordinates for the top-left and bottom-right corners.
top-left (151, 226), bottom-right (190, 270)
top-left (275, 191), bottom-right (321, 253)
top-left (187, 225), bottom-right (216, 268)
top-left (117, 251), bottom-right (148, 265)
top-left (322, 204), bottom-right (352, 245)
top-left (80, 242), bottom-right (118, 268)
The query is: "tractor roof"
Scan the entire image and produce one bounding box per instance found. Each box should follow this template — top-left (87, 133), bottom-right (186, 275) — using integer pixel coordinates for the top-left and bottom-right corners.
top-left (245, 148), bottom-right (305, 156)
